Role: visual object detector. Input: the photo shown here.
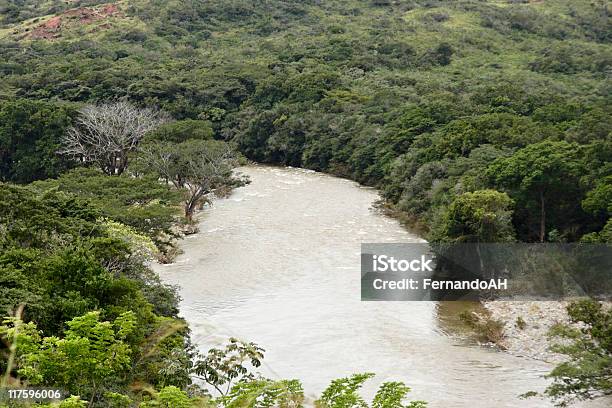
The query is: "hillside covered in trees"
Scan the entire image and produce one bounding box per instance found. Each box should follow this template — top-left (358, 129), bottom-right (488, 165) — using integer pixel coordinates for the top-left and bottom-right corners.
top-left (0, 0), bottom-right (610, 244)
top-left (0, 1), bottom-right (611, 407)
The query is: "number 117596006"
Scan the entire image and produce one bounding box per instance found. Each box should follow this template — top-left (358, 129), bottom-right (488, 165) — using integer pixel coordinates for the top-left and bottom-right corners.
top-left (1, 388), bottom-right (64, 402)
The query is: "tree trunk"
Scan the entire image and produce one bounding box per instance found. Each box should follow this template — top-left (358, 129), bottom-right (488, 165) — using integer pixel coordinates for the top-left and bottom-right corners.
top-left (184, 202), bottom-right (194, 222)
top-left (88, 382), bottom-right (97, 407)
top-left (116, 153), bottom-right (127, 176)
top-left (539, 190), bottom-right (546, 243)
top-left (184, 189), bottom-right (202, 222)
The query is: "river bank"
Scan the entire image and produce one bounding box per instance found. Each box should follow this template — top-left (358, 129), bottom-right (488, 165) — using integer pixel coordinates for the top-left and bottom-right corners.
top-left (483, 300), bottom-right (574, 362)
top-left (484, 300), bottom-right (611, 364)
top-left (374, 192), bottom-right (603, 367)
top-left (155, 180), bottom-right (247, 263)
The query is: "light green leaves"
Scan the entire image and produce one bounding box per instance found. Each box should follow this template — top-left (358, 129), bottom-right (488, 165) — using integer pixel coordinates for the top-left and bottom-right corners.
top-left (316, 373), bottom-right (426, 408)
top-left (15, 311), bottom-right (136, 392)
top-left (223, 379), bottom-right (304, 408)
top-left (193, 338), bottom-right (265, 396)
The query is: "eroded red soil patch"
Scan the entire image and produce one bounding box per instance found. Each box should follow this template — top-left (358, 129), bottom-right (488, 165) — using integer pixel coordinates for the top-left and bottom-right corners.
top-left (27, 3), bottom-right (122, 40)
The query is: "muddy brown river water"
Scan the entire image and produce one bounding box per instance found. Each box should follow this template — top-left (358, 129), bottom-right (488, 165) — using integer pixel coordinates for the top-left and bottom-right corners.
top-left (153, 165), bottom-right (605, 407)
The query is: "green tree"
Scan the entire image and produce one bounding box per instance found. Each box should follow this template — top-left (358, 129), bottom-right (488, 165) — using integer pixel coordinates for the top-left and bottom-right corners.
top-left (138, 140), bottom-right (245, 221)
top-left (317, 373), bottom-right (373, 408)
top-left (193, 337), bottom-right (264, 397)
top-left (59, 396), bottom-right (88, 408)
top-left (432, 42), bottom-right (453, 66)
top-left (315, 373), bottom-right (426, 408)
top-left (140, 386), bottom-right (202, 408)
top-left (0, 99), bottom-right (76, 183)
top-left (146, 120), bottom-right (214, 143)
top-left (580, 218), bottom-right (612, 243)
top-left (580, 176), bottom-right (612, 242)
top-left (582, 176), bottom-right (612, 217)
top-left (487, 141), bottom-right (583, 242)
top-left (432, 190), bottom-right (515, 243)
top-left (31, 167), bottom-right (182, 240)
top-left (541, 299), bottom-right (612, 407)
top-left (3, 311), bottom-right (136, 403)
top-left (223, 379), bottom-right (304, 408)
top-left (372, 382), bottom-right (426, 408)
top-left (0, 184), bottom-right (100, 250)
top-left (0, 183), bottom-right (179, 334)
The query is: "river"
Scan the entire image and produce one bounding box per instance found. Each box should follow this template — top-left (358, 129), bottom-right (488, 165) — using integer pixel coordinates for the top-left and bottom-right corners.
top-left (153, 165), bottom-right (587, 407)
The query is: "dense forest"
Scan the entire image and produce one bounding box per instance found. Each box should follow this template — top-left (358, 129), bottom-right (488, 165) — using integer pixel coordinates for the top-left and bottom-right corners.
top-left (1, 0), bottom-right (610, 244)
top-left (0, 0), bottom-right (611, 407)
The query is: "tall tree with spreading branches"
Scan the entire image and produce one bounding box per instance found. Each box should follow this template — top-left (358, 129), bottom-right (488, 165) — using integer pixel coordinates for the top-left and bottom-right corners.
top-left (59, 101), bottom-right (167, 175)
top-left (138, 140), bottom-right (246, 221)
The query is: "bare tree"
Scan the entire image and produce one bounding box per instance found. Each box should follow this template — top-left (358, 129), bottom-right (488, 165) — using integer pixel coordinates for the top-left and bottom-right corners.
top-left (59, 101), bottom-right (167, 175)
